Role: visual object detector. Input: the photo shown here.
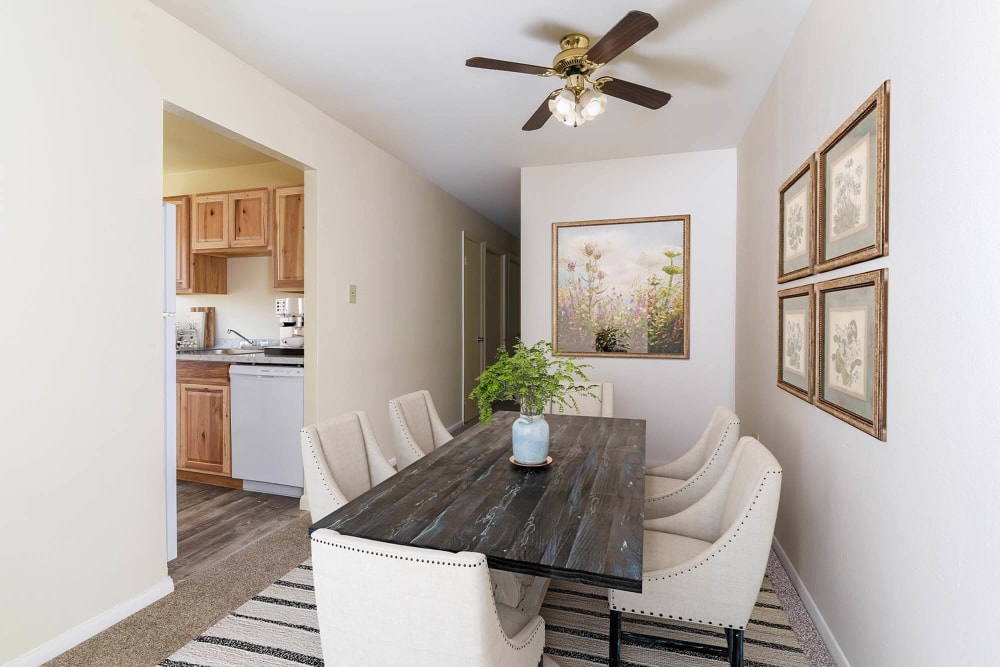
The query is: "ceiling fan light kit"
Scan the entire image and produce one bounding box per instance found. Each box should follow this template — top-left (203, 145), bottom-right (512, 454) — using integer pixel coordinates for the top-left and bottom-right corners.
top-left (466, 11), bottom-right (671, 131)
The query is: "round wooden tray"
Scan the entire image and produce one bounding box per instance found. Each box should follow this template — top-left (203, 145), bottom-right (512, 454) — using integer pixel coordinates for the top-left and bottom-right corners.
top-left (509, 455), bottom-right (553, 468)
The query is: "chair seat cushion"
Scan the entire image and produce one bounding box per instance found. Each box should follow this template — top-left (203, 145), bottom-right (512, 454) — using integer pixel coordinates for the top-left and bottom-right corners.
top-left (495, 602), bottom-right (533, 638)
top-left (645, 474), bottom-right (685, 499)
top-left (642, 529), bottom-right (711, 573)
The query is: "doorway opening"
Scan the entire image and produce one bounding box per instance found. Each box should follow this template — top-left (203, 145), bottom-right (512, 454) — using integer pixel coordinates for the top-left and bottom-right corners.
top-left (162, 107), bottom-right (310, 579)
top-left (461, 233), bottom-right (520, 423)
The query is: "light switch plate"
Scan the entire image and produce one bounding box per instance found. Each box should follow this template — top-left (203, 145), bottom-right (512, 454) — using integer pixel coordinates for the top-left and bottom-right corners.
top-left (349, 284), bottom-right (357, 304)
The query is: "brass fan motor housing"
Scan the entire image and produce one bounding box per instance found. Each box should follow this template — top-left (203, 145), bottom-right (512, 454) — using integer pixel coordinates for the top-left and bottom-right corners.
top-left (552, 33), bottom-right (600, 77)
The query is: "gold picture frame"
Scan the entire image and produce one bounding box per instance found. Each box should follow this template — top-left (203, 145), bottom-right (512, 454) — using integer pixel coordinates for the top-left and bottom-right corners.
top-left (778, 156), bottom-right (816, 283)
top-left (552, 215), bottom-right (690, 359)
top-left (815, 269), bottom-right (888, 440)
top-left (777, 284), bottom-right (815, 402)
top-left (816, 81), bottom-right (890, 273)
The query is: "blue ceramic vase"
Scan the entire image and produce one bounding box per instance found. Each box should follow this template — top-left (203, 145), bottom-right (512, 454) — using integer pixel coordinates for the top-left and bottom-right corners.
top-left (512, 412), bottom-right (549, 464)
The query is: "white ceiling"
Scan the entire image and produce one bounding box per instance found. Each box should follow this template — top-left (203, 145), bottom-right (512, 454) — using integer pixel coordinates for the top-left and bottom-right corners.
top-left (152, 0), bottom-right (812, 233)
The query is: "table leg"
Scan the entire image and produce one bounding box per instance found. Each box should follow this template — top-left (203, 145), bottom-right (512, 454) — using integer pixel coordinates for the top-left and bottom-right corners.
top-left (609, 609), bottom-right (622, 667)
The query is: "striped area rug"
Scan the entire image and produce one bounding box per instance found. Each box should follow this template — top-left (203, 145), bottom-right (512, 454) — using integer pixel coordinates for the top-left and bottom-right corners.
top-left (160, 561), bottom-right (807, 667)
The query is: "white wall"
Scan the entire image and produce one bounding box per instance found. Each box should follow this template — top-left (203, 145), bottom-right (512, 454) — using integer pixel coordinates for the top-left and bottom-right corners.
top-left (166, 161), bottom-right (305, 342)
top-left (0, 1), bottom-right (514, 663)
top-left (521, 150), bottom-right (736, 465)
top-left (735, 1), bottom-right (1000, 665)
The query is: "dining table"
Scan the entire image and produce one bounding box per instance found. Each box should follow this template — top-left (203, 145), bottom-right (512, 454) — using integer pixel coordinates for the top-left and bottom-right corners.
top-left (309, 410), bottom-right (646, 592)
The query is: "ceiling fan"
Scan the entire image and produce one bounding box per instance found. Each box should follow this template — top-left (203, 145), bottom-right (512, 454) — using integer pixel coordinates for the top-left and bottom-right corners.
top-left (466, 10), bottom-right (671, 131)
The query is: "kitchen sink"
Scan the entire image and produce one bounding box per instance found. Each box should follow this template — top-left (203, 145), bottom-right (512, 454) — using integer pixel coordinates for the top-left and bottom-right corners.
top-left (180, 348), bottom-right (261, 355)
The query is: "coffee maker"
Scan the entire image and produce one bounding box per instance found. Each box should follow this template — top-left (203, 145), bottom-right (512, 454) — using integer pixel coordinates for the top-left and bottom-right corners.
top-left (272, 297), bottom-right (304, 354)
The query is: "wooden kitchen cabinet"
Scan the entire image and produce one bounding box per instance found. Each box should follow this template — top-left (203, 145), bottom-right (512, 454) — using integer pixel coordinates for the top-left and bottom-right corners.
top-left (178, 383), bottom-right (231, 476)
top-left (166, 195), bottom-right (226, 295)
top-left (272, 186), bottom-right (304, 291)
top-left (193, 188), bottom-right (270, 255)
top-left (177, 361), bottom-right (233, 482)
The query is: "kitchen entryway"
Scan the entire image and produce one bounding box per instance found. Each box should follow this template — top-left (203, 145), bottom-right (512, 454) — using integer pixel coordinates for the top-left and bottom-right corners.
top-left (168, 481), bottom-right (304, 583)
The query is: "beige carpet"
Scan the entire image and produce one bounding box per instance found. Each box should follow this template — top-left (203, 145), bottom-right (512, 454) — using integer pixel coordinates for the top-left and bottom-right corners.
top-left (45, 513), bottom-right (312, 667)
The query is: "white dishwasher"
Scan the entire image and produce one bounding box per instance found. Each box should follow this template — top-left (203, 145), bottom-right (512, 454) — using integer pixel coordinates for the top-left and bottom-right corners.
top-left (230, 365), bottom-right (304, 497)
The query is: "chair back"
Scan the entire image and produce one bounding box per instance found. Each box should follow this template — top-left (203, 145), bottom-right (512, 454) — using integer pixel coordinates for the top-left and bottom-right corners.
top-left (719, 437), bottom-right (782, 536)
top-left (301, 412), bottom-right (375, 521)
top-left (547, 382), bottom-right (614, 417)
top-left (312, 529), bottom-right (527, 666)
top-left (389, 390), bottom-right (453, 469)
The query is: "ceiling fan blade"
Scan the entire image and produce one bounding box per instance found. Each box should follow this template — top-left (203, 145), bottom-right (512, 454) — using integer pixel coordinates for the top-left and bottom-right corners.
top-left (466, 57), bottom-right (551, 76)
top-left (586, 10), bottom-right (659, 65)
top-left (523, 93), bottom-right (557, 131)
top-left (600, 78), bottom-right (671, 109)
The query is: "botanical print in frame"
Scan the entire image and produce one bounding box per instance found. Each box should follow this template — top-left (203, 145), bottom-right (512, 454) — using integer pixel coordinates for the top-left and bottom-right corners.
top-left (816, 81), bottom-right (889, 272)
top-left (552, 215), bottom-right (690, 359)
top-left (777, 156), bottom-right (815, 282)
top-left (815, 269), bottom-right (887, 440)
top-left (777, 285), bottom-right (814, 401)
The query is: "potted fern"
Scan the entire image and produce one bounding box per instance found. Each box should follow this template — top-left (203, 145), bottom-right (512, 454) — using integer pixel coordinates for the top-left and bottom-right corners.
top-left (469, 340), bottom-right (593, 464)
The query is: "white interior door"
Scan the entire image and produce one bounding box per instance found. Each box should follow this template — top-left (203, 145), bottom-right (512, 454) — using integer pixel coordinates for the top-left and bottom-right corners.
top-left (462, 235), bottom-right (483, 423)
top-left (483, 247), bottom-right (505, 365)
top-left (163, 203), bottom-right (178, 562)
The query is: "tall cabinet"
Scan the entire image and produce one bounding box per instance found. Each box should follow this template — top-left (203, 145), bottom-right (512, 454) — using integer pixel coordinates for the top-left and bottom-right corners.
top-left (273, 186), bottom-right (305, 291)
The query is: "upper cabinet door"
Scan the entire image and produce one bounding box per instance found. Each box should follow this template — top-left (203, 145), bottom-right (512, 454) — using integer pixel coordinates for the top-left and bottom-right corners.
top-left (193, 194), bottom-right (230, 250)
top-left (273, 186), bottom-right (304, 291)
top-left (166, 195), bottom-right (192, 293)
top-left (229, 189), bottom-right (269, 249)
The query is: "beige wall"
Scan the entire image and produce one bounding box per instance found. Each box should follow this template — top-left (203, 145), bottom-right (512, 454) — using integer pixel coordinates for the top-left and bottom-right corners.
top-left (0, 1), bottom-right (514, 663)
top-left (521, 151), bottom-right (737, 465)
top-left (166, 161), bottom-right (304, 341)
top-left (735, 0), bottom-right (1000, 664)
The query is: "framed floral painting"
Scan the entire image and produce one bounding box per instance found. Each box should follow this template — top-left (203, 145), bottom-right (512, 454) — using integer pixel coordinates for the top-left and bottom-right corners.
top-left (778, 156), bottom-right (815, 283)
top-left (777, 284), bottom-right (814, 402)
top-left (552, 215), bottom-right (690, 359)
top-left (815, 269), bottom-right (887, 440)
top-left (816, 81), bottom-right (890, 272)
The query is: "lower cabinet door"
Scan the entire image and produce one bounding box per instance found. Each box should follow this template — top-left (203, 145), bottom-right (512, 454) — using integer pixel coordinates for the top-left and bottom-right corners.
top-left (178, 382), bottom-right (231, 476)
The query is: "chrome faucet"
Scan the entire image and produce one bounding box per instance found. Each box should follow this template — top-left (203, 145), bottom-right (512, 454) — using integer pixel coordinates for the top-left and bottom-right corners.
top-left (227, 329), bottom-right (257, 348)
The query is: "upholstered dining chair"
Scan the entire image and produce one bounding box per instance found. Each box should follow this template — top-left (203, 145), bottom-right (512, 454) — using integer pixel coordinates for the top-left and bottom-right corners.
top-left (311, 530), bottom-right (561, 666)
top-left (389, 389), bottom-right (453, 470)
top-left (545, 382), bottom-right (615, 417)
top-left (607, 437), bottom-right (782, 667)
top-left (644, 405), bottom-right (741, 520)
top-left (300, 411), bottom-right (396, 523)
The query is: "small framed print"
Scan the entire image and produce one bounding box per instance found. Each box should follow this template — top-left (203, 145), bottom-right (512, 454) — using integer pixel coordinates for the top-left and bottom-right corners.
top-left (816, 81), bottom-right (889, 272)
top-left (778, 156), bottom-right (815, 282)
top-left (777, 285), bottom-right (814, 401)
top-left (815, 269), bottom-right (887, 440)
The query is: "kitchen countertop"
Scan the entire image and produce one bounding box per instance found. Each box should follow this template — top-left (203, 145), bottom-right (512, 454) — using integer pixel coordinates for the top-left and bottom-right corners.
top-left (177, 350), bottom-right (304, 366)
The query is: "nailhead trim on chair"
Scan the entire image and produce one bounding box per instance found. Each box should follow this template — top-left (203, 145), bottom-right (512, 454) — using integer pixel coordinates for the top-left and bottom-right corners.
top-left (390, 400), bottom-right (427, 461)
top-left (312, 535), bottom-right (545, 651)
top-left (611, 470), bottom-right (782, 631)
top-left (301, 428), bottom-right (346, 510)
top-left (645, 420), bottom-right (738, 503)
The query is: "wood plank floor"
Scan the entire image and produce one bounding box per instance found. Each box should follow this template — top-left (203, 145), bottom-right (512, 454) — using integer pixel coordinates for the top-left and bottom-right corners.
top-left (168, 481), bottom-right (305, 583)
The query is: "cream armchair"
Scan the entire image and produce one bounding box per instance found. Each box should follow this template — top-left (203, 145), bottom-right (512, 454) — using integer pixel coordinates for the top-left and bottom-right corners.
top-left (300, 411), bottom-right (396, 523)
top-left (311, 529), bottom-right (560, 666)
top-left (389, 389), bottom-right (453, 469)
top-left (644, 405), bottom-right (740, 520)
top-left (546, 382), bottom-right (615, 417)
top-left (608, 437), bottom-right (782, 667)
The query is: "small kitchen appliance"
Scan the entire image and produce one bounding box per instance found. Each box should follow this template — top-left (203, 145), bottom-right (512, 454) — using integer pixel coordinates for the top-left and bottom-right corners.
top-left (267, 297), bottom-right (304, 356)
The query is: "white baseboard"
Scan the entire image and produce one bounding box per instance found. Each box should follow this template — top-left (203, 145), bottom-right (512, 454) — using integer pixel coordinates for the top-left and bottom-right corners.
top-left (4, 577), bottom-right (174, 667)
top-left (772, 537), bottom-right (851, 667)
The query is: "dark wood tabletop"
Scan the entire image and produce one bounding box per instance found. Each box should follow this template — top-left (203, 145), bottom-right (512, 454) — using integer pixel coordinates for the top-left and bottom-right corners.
top-left (309, 411), bottom-right (646, 592)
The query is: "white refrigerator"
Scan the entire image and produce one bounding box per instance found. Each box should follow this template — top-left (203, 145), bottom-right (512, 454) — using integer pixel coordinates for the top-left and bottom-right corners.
top-left (163, 203), bottom-right (178, 561)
